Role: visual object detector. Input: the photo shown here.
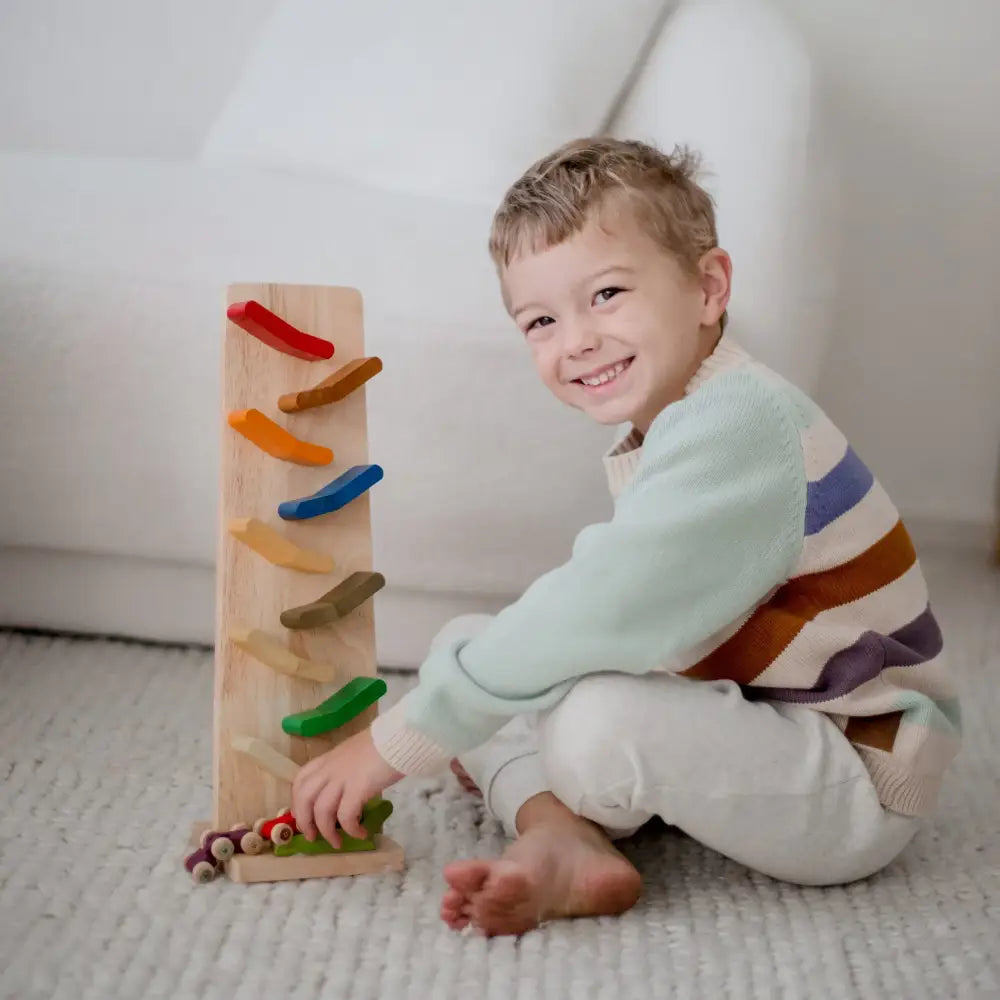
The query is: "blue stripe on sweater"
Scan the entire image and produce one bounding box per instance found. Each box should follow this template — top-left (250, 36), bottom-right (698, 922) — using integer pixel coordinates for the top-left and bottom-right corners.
top-left (805, 446), bottom-right (874, 536)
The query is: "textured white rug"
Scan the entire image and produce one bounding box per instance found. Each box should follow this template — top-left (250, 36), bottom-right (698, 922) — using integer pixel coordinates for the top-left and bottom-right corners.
top-left (1, 550), bottom-right (998, 1000)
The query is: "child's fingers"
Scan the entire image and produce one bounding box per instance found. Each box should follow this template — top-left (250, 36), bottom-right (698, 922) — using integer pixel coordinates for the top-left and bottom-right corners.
top-left (292, 771), bottom-right (327, 841)
top-left (293, 806), bottom-right (318, 843)
top-left (313, 784), bottom-right (344, 848)
top-left (291, 784), bottom-right (312, 841)
top-left (337, 790), bottom-right (368, 841)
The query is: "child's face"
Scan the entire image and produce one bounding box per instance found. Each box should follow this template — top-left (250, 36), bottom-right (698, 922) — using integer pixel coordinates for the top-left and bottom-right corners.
top-left (501, 209), bottom-right (729, 433)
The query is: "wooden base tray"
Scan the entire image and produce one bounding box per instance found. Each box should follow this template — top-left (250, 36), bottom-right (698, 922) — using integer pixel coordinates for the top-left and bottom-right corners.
top-left (227, 836), bottom-right (404, 884)
top-left (189, 821), bottom-right (404, 884)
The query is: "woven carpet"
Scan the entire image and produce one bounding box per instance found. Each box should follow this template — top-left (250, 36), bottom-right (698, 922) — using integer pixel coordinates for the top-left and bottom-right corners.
top-left (0, 550), bottom-right (997, 1000)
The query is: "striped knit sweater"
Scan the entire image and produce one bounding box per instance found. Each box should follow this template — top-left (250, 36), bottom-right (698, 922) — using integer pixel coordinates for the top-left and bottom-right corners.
top-left (373, 335), bottom-right (961, 817)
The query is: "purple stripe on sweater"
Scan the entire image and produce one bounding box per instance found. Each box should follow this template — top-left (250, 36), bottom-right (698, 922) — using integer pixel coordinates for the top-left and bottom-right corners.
top-left (805, 446), bottom-right (875, 536)
top-left (745, 604), bottom-right (943, 705)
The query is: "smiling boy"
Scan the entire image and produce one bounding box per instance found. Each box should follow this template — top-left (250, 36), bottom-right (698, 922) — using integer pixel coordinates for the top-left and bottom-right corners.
top-left (291, 138), bottom-right (960, 936)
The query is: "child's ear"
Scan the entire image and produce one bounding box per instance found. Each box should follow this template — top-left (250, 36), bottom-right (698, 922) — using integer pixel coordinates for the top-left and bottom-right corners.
top-left (698, 248), bottom-right (732, 327)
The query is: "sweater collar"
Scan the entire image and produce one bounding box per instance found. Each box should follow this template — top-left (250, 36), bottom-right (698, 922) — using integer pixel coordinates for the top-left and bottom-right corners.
top-left (602, 332), bottom-right (751, 499)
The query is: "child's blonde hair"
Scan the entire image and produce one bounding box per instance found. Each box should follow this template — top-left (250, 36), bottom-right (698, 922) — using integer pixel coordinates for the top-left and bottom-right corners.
top-left (489, 137), bottom-right (718, 278)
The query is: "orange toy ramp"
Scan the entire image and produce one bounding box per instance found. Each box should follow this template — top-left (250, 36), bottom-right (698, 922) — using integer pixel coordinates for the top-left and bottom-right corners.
top-left (228, 409), bottom-right (333, 466)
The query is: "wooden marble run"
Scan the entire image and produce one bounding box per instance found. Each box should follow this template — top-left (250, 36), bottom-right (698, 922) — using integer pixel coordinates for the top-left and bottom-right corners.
top-left (186, 284), bottom-right (402, 885)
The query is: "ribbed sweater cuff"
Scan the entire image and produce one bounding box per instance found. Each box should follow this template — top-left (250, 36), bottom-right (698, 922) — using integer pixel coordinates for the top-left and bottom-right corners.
top-left (855, 748), bottom-right (944, 818)
top-left (370, 697), bottom-right (452, 776)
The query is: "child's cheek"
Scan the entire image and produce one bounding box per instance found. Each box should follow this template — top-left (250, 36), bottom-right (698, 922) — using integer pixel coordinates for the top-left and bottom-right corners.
top-left (531, 344), bottom-right (557, 387)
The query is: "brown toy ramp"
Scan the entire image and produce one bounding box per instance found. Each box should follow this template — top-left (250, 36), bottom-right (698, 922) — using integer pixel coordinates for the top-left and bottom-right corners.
top-left (279, 357), bottom-right (383, 413)
top-left (281, 571), bottom-right (386, 629)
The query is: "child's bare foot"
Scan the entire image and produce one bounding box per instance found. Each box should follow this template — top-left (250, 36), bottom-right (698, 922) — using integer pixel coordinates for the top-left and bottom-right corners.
top-left (440, 792), bottom-right (641, 936)
top-left (450, 758), bottom-right (482, 797)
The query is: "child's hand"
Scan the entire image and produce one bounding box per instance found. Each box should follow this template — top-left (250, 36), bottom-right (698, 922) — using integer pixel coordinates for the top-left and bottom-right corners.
top-left (291, 728), bottom-right (403, 847)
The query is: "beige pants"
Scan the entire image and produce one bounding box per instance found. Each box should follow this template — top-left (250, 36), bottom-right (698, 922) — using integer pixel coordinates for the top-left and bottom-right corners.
top-left (439, 614), bottom-right (920, 887)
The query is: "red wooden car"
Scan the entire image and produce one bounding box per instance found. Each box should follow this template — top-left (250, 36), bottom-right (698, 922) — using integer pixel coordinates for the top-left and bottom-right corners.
top-left (253, 809), bottom-right (298, 845)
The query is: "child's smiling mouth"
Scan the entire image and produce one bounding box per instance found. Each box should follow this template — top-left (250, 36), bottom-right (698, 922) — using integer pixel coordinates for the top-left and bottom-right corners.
top-left (573, 356), bottom-right (635, 392)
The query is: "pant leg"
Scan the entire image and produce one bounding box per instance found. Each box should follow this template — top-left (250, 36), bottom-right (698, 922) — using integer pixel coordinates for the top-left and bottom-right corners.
top-left (457, 714), bottom-right (548, 838)
top-left (539, 671), bottom-right (920, 886)
top-left (430, 614), bottom-right (548, 838)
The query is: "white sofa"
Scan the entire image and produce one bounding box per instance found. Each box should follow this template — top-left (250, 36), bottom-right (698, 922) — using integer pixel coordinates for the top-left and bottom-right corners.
top-left (0, 0), bottom-right (837, 666)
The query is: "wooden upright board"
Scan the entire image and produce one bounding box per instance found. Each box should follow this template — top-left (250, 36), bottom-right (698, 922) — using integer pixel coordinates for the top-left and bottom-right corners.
top-left (213, 284), bottom-right (377, 830)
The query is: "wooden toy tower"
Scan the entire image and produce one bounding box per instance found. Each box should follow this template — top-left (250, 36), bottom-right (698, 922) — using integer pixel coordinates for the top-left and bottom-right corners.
top-left (198, 282), bottom-right (403, 884)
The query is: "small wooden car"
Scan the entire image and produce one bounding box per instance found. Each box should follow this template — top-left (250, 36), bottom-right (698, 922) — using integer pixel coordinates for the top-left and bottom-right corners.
top-left (184, 845), bottom-right (222, 884)
top-left (200, 824), bottom-right (265, 861)
top-left (253, 809), bottom-right (298, 845)
top-left (184, 823), bottom-right (266, 884)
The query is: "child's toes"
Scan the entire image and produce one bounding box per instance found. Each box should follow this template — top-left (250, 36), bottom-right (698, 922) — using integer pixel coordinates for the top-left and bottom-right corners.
top-left (442, 859), bottom-right (490, 895)
top-left (440, 891), bottom-right (471, 929)
top-left (442, 905), bottom-right (471, 930)
top-left (441, 887), bottom-right (465, 915)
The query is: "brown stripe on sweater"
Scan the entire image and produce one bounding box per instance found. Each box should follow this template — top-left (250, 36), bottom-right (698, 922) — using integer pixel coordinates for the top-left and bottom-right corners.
top-left (845, 711), bottom-right (903, 752)
top-left (681, 520), bottom-right (917, 684)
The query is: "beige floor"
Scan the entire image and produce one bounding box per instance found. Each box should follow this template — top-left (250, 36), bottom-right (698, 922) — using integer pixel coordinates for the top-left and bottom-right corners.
top-left (0, 548), bottom-right (997, 1000)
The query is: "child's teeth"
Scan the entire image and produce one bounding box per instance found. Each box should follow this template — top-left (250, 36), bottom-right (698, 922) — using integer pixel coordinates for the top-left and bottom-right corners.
top-left (582, 360), bottom-right (628, 386)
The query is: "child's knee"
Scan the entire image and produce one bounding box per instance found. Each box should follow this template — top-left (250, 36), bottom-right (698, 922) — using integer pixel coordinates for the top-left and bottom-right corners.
top-left (539, 675), bottom-right (639, 807)
top-left (429, 613), bottom-right (496, 651)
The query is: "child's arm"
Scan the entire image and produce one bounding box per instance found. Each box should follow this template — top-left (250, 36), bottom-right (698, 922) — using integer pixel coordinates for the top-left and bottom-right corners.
top-left (373, 369), bottom-right (806, 775)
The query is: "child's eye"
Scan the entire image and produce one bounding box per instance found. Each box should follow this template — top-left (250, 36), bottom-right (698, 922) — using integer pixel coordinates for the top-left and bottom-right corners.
top-left (594, 287), bottom-right (623, 305)
top-left (525, 316), bottom-right (554, 333)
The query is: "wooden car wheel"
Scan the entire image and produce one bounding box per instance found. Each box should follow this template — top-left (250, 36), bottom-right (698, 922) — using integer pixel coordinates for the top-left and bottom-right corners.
top-left (199, 829), bottom-right (214, 850)
top-left (210, 837), bottom-right (235, 862)
top-left (252, 817), bottom-right (267, 836)
top-left (191, 861), bottom-right (216, 884)
top-left (240, 831), bottom-right (265, 855)
top-left (271, 822), bottom-right (293, 845)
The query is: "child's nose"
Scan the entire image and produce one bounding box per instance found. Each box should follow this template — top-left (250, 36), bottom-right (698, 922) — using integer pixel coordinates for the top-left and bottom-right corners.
top-left (560, 319), bottom-right (600, 356)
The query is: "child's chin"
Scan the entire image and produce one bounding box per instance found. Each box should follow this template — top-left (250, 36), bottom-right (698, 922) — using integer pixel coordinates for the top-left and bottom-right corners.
top-left (584, 399), bottom-right (637, 426)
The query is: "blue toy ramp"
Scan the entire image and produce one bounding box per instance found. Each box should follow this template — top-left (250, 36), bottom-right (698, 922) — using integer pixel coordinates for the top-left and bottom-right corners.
top-left (278, 464), bottom-right (384, 521)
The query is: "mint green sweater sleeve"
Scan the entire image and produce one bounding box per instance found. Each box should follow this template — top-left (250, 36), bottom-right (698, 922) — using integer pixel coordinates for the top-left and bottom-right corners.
top-left (372, 371), bottom-right (807, 774)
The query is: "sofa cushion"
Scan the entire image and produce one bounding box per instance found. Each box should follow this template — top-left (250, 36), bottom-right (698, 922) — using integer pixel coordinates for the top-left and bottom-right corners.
top-left (200, 0), bottom-right (672, 206)
top-left (612, 0), bottom-right (839, 390)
